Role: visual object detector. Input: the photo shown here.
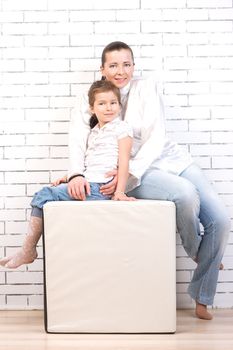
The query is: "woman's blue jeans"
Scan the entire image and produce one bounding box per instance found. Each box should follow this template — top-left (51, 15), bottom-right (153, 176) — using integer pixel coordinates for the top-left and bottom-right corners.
top-left (127, 163), bottom-right (230, 305)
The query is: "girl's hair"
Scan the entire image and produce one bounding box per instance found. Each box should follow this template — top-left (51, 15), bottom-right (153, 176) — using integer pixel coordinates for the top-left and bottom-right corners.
top-left (101, 41), bottom-right (134, 67)
top-left (88, 80), bottom-right (121, 129)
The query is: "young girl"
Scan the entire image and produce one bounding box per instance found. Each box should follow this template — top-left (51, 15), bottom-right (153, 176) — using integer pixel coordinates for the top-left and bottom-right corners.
top-left (0, 80), bottom-right (135, 269)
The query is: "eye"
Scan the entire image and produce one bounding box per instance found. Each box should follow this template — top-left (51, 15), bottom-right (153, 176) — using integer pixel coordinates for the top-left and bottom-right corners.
top-left (109, 64), bottom-right (117, 69)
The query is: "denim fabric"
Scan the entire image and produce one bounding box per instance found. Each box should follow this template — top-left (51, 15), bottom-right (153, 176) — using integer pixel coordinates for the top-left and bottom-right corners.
top-left (127, 163), bottom-right (230, 305)
top-left (30, 182), bottom-right (111, 218)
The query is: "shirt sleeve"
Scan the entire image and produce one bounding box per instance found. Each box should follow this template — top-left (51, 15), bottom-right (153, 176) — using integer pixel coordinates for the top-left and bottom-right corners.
top-left (116, 121), bottom-right (133, 140)
top-left (68, 89), bottom-right (91, 179)
top-left (127, 77), bottom-right (166, 179)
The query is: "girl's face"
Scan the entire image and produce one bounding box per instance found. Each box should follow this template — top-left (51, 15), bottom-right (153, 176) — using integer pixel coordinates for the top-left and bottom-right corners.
top-left (90, 90), bottom-right (120, 128)
top-left (101, 49), bottom-right (134, 89)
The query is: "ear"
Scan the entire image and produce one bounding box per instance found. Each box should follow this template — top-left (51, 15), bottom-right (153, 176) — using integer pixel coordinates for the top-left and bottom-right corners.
top-left (100, 65), bottom-right (105, 79)
top-left (89, 106), bottom-right (94, 114)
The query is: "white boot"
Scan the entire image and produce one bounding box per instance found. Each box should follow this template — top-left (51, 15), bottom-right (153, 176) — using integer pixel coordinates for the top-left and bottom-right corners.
top-left (0, 216), bottom-right (42, 269)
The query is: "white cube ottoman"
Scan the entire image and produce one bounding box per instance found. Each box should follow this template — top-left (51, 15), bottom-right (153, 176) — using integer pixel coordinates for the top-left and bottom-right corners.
top-left (43, 200), bottom-right (176, 333)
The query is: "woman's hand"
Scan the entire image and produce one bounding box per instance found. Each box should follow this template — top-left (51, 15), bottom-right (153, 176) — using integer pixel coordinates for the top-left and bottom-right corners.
top-left (51, 175), bottom-right (68, 187)
top-left (67, 176), bottom-right (91, 200)
top-left (112, 192), bottom-right (136, 201)
top-left (100, 170), bottom-right (118, 195)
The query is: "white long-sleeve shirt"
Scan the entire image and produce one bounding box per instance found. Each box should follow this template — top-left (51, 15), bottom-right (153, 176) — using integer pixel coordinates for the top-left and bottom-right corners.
top-left (68, 76), bottom-right (193, 191)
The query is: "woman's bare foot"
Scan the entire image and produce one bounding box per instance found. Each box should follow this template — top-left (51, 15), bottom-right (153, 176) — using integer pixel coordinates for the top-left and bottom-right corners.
top-left (0, 248), bottom-right (38, 269)
top-left (195, 302), bottom-right (213, 320)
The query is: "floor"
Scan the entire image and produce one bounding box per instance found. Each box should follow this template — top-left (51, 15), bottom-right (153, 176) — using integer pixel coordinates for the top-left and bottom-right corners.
top-left (0, 309), bottom-right (233, 350)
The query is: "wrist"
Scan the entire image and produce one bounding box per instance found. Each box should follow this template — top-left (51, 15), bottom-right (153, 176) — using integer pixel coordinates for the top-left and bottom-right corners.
top-left (68, 174), bottom-right (85, 182)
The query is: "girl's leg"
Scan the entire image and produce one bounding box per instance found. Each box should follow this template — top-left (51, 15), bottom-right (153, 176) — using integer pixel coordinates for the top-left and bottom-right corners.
top-left (0, 215), bottom-right (42, 269)
top-left (0, 184), bottom-right (73, 269)
top-left (181, 164), bottom-right (230, 318)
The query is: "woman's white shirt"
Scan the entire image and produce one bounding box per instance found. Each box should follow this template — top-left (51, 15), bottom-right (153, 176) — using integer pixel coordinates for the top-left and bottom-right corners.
top-left (68, 76), bottom-right (193, 191)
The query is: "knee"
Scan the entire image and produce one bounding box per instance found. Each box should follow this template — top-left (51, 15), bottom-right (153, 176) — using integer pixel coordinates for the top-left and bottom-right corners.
top-left (173, 180), bottom-right (200, 213)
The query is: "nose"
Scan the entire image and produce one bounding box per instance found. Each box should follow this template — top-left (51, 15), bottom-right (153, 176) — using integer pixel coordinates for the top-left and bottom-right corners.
top-left (116, 65), bottom-right (125, 75)
top-left (106, 103), bottom-right (112, 110)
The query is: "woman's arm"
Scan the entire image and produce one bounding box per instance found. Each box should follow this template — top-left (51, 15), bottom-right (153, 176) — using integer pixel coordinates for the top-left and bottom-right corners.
top-left (112, 136), bottom-right (135, 201)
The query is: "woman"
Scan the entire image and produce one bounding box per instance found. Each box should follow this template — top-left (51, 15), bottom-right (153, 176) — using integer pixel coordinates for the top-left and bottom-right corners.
top-left (68, 41), bottom-right (230, 320)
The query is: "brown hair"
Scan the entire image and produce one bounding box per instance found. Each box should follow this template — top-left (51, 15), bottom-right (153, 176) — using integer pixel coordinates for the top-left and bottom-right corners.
top-left (88, 80), bottom-right (121, 128)
top-left (101, 41), bottom-right (134, 67)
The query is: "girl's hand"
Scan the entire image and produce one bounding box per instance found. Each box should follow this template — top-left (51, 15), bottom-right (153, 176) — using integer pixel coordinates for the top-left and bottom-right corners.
top-left (100, 170), bottom-right (118, 195)
top-left (68, 176), bottom-right (91, 200)
top-left (51, 175), bottom-right (68, 187)
top-left (112, 192), bottom-right (136, 201)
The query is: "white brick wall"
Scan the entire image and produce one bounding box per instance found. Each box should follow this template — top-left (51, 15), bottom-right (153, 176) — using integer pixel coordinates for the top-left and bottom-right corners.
top-left (0, 0), bottom-right (232, 310)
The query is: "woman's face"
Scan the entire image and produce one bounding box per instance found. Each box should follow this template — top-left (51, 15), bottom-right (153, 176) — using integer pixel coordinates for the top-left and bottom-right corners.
top-left (101, 49), bottom-right (134, 89)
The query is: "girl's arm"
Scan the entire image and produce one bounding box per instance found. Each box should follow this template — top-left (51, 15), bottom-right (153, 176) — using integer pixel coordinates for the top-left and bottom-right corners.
top-left (112, 136), bottom-right (136, 201)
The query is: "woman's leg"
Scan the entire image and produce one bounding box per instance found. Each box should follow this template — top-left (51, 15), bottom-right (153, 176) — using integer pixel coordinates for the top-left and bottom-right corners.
top-left (127, 164), bottom-right (230, 319)
top-left (181, 163), bottom-right (230, 318)
top-left (128, 168), bottom-right (202, 260)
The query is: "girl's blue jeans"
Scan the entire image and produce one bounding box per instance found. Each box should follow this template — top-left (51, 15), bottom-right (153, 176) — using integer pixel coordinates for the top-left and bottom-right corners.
top-left (30, 182), bottom-right (110, 217)
top-left (127, 163), bottom-right (230, 305)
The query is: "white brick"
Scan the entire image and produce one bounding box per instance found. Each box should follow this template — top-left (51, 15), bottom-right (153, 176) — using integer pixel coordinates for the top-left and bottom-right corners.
top-left (49, 72), bottom-right (94, 84)
top-left (25, 35), bottom-right (69, 47)
top-left (71, 10), bottom-right (116, 22)
top-left (0, 185), bottom-right (25, 197)
top-left (25, 108), bottom-right (70, 121)
top-left (6, 296), bottom-right (28, 308)
top-left (4, 197), bottom-right (31, 209)
top-left (190, 144), bottom-right (233, 156)
top-left (0, 85), bottom-right (24, 97)
top-left (95, 21), bottom-right (140, 34)
top-left (189, 94), bottom-right (233, 107)
top-left (187, 21), bottom-right (232, 33)
top-left (28, 295), bottom-right (43, 309)
top-left (0, 160), bottom-right (26, 171)
top-left (142, 0), bottom-right (186, 9)
top-left (165, 82), bottom-right (209, 94)
top-left (26, 134), bottom-right (68, 146)
top-left (0, 12), bottom-right (23, 22)
top-left (205, 169), bottom-right (233, 181)
top-left (212, 132), bottom-right (233, 144)
top-left (212, 107), bottom-right (233, 119)
top-left (3, 47), bottom-right (48, 59)
top-left (26, 158), bottom-right (68, 171)
top-left (3, 23), bottom-right (47, 35)
top-left (25, 84), bottom-right (70, 97)
top-left (5, 147), bottom-right (49, 159)
top-left (7, 272), bottom-right (43, 284)
top-left (190, 119), bottom-right (233, 132)
top-left (0, 35), bottom-right (24, 48)
top-left (116, 9), bottom-right (161, 21)
top-left (189, 45), bottom-right (233, 57)
top-left (187, 0), bottom-right (232, 8)
top-left (0, 59), bottom-right (24, 72)
top-left (49, 122), bottom-right (69, 133)
top-left (48, 0), bottom-right (93, 10)
top-left (0, 272), bottom-right (6, 284)
top-left (24, 11), bottom-right (68, 23)
top-left (163, 33), bottom-right (208, 45)
top-left (0, 284), bottom-right (43, 295)
top-left (50, 146), bottom-right (68, 158)
top-left (2, 72), bottom-right (48, 84)
top-left (3, 0), bottom-right (47, 10)
top-left (0, 210), bottom-right (25, 221)
top-left (167, 131), bottom-right (210, 145)
top-left (164, 57), bottom-right (209, 70)
top-left (212, 157), bottom-right (233, 169)
top-left (50, 96), bottom-right (76, 108)
top-left (2, 122), bottom-right (49, 134)
top-left (49, 22), bottom-right (93, 35)
top-left (209, 34), bottom-right (233, 45)
top-left (0, 109), bottom-right (24, 121)
top-left (26, 59), bottom-right (69, 72)
top-left (0, 135), bottom-right (25, 146)
top-left (165, 106), bottom-right (210, 120)
top-left (0, 233), bottom-right (24, 247)
top-left (142, 21), bottom-right (186, 33)
top-left (5, 222), bottom-right (28, 234)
